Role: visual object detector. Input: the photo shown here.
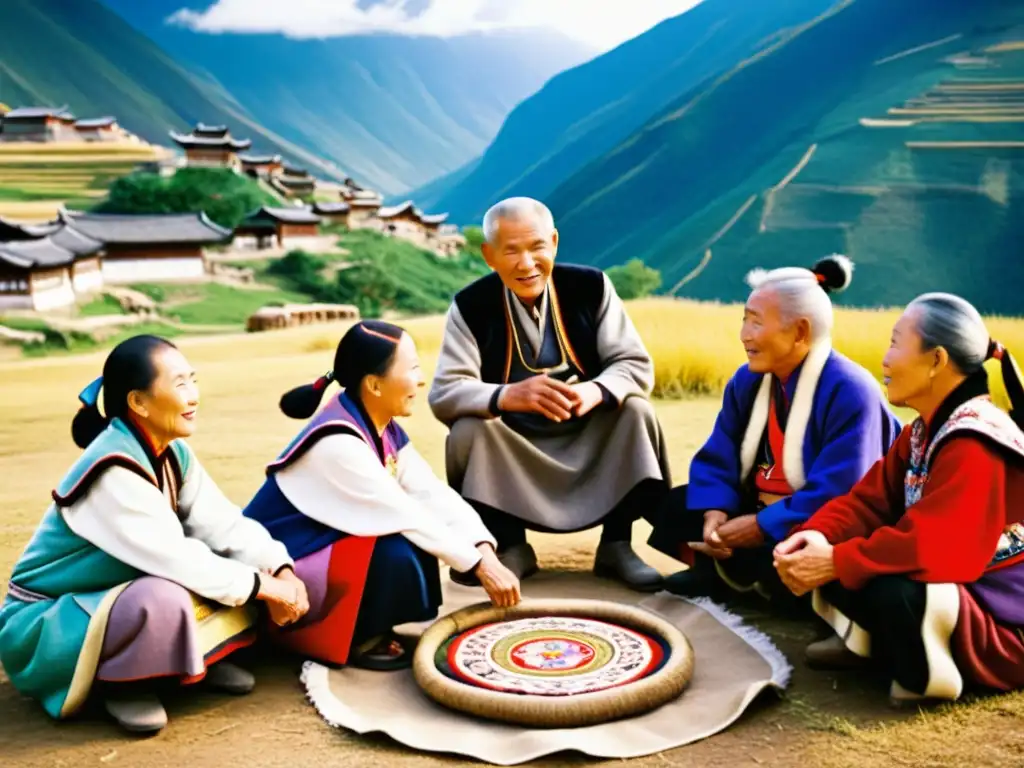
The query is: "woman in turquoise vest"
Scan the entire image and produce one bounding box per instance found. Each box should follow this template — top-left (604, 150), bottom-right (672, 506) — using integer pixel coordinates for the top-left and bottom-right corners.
top-left (0, 335), bottom-right (309, 734)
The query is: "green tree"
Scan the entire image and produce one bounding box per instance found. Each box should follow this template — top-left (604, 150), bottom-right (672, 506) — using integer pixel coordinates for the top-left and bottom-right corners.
top-left (606, 259), bottom-right (661, 300)
top-left (95, 168), bottom-right (274, 229)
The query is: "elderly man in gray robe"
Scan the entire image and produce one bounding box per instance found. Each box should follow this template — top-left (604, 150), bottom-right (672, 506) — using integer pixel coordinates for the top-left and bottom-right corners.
top-left (428, 197), bottom-right (671, 592)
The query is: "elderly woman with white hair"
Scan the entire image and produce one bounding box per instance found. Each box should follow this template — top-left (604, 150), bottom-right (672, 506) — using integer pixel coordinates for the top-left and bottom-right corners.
top-left (774, 293), bottom-right (1024, 704)
top-left (647, 256), bottom-right (901, 609)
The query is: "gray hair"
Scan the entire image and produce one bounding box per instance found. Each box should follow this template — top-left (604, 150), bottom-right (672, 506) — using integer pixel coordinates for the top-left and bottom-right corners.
top-left (482, 197), bottom-right (555, 243)
top-left (745, 266), bottom-right (836, 342)
top-left (906, 292), bottom-right (989, 374)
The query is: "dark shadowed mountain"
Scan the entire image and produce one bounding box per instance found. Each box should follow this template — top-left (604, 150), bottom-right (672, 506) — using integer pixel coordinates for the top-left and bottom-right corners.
top-left (432, 0), bottom-right (1024, 314)
top-left (97, 0), bottom-right (596, 194)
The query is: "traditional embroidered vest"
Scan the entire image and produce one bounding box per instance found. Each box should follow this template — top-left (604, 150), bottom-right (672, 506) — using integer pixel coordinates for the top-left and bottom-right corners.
top-left (905, 396), bottom-right (1024, 570)
top-left (454, 264), bottom-right (605, 386)
top-left (243, 392), bottom-right (409, 560)
top-left (8, 418), bottom-right (192, 602)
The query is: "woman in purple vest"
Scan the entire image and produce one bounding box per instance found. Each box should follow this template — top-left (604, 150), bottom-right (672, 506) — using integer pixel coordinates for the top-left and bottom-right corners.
top-left (244, 320), bottom-right (521, 670)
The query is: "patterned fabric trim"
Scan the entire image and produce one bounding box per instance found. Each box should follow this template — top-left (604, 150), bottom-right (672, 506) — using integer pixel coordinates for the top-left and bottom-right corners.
top-left (51, 455), bottom-right (156, 507)
top-left (906, 396), bottom-right (1024, 568)
top-left (6, 581), bottom-right (50, 603)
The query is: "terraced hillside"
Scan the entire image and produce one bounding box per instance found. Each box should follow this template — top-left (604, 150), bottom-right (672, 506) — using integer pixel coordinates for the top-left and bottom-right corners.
top-left (0, 142), bottom-right (168, 221)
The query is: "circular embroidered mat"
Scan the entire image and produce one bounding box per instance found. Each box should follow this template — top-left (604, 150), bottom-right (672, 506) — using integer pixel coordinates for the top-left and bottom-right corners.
top-left (414, 599), bottom-right (694, 728)
top-left (439, 616), bottom-right (666, 696)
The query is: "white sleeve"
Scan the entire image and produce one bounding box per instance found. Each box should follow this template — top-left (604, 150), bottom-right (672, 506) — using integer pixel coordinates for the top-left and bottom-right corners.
top-left (592, 272), bottom-right (655, 402)
top-left (178, 454), bottom-right (292, 574)
top-left (396, 444), bottom-right (497, 550)
top-left (63, 468), bottom-right (258, 606)
top-left (274, 434), bottom-right (485, 573)
top-left (427, 304), bottom-right (503, 424)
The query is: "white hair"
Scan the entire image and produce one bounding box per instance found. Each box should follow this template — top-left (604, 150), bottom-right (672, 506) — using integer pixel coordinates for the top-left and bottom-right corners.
top-left (745, 267), bottom-right (835, 341)
top-left (482, 197), bottom-right (555, 243)
top-left (906, 292), bottom-right (989, 374)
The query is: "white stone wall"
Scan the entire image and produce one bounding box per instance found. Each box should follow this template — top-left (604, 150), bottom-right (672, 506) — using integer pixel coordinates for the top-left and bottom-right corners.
top-left (102, 257), bottom-right (207, 284)
top-left (72, 265), bottom-right (104, 294)
top-left (28, 271), bottom-right (77, 311)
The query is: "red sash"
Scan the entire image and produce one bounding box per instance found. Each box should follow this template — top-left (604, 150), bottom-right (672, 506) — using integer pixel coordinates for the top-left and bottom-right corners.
top-left (755, 392), bottom-right (795, 497)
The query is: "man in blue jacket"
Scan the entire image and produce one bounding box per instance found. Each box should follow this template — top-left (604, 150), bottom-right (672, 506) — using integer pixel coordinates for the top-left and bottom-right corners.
top-left (647, 256), bottom-right (900, 609)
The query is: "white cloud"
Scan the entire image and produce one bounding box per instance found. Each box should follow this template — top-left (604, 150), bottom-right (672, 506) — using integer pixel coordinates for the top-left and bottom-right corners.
top-left (170, 0), bottom-right (704, 51)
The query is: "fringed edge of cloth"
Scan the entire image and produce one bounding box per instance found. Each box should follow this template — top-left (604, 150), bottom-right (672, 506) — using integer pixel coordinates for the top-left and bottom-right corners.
top-left (687, 597), bottom-right (794, 690)
top-left (301, 661), bottom-right (359, 732)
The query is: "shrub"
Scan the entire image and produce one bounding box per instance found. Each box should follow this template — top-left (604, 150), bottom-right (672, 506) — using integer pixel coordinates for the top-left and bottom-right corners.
top-left (607, 259), bottom-right (662, 300)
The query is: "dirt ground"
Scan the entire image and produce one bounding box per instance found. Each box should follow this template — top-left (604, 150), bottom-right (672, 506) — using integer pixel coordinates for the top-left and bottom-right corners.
top-left (1, 327), bottom-right (1022, 767)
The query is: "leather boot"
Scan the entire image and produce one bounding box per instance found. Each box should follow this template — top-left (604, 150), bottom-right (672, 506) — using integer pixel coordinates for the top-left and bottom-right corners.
top-left (103, 691), bottom-right (168, 734)
top-left (805, 635), bottom-right (866, 670)
top-left (593, 542), bottom-right (662, 592)
top-left (203, 662), bottom-right (255, 695)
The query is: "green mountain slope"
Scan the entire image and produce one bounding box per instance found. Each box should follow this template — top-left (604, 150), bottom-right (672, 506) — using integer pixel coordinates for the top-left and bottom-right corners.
top-left (97, 0), bottom-right (596, 195)
top-left (543, 0), bottom-right (1024, 315)
top-left (0, 0), bottom-right (345, 180)
top-left (438, 0), bottom-right (1024, 314)
top-left (417, 0), bottom-right (839, 217)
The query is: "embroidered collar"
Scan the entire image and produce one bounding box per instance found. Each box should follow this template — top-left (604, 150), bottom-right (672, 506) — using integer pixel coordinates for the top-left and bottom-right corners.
top-left (925, 369), bottom-right (990, 445)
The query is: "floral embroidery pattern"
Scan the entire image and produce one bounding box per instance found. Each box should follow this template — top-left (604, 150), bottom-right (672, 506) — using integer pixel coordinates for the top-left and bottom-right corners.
top-left (905, 396), bottom-right (1024, 568)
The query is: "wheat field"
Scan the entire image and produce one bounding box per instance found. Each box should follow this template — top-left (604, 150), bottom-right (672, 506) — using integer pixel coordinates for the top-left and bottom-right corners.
top-left (379, 298), bottom-right (1022, 406)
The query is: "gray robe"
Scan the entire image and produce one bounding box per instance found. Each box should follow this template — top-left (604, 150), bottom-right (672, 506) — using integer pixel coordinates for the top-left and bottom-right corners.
top-left (428, 273), bottom-right (671, 531)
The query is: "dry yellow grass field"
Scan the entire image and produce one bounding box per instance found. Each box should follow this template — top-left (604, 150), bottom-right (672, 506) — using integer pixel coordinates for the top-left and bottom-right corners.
top-left (1, 300), bottom-right (1023, 767)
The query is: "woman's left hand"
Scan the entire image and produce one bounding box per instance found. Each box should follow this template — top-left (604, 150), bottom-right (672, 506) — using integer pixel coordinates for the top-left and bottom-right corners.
top-left (277, 567), bottom-right (310, 619)
top-left (773, 530), bottom-right (837, 596)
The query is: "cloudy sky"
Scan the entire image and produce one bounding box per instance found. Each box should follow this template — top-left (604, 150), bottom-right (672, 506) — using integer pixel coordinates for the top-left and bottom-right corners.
top-left (171, 0), bottom-right (704, 51)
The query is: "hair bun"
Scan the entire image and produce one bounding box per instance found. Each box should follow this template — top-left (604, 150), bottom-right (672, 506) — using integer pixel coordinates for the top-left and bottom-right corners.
top-left (812, 254), bottom-right (854, 294)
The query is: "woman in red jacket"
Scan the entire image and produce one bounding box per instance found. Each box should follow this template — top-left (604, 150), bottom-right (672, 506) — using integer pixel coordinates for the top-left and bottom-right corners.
top-left (773, 292), bottom-right (1024, 705)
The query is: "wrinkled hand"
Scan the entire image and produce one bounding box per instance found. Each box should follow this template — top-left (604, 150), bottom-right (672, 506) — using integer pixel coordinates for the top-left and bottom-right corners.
top-left (701, 510), bottom-right (733, 559)
top-left (257, 572), bottom-right (308, 627)
top-left (498, 375), bottom-right (581, 422)
top-left (716, 514), bottom-right (765, 550)
top-left (570, 382), bottom-right (604, 418)
top-left (277, 567), bottom-right (310, 617)
top-left (474, 547), bottom-right (521, 608)
top-left (773, 530), bottom-right (836, 596)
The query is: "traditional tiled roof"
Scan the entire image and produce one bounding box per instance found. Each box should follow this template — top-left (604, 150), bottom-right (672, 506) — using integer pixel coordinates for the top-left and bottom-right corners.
top-left (74, 117), bottom-right (117, 129)
top-left (169, 130), bottom-right (251, 151)
top-left (377, 201), bottom-right (416, 220)
top-left (3, 105), bottom-right (74, 121)
top-left (60, 210), bottom-right (233, 245)
top-left (277, 176), bottom-right (316, 188)
top-left (0, 237), bottom-right (76, 270)
top-left (50, 225), bottom-right (104, 257)
top-left (419, 212), bottom-right (449, 225)
top-left (241, 206), bottom-right (322, 226)
top-left (312, 202), bottom-right (350, 215)
top-left (281, 164), bottom-right (310, 177)
top-left (194, 123), bottom-right (229, 137)
top-left (239, 154), bottom-right (282, 165)
top-left (348, 197), bottom-right (382, 208)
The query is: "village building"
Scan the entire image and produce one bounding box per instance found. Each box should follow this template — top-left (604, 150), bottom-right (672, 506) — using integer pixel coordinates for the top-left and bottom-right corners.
top-left (347, 194), bottom-right (384, 229)
top-left (311, 201), bottom-right (350, 228)
top-left (60, 210), bottom-right (232, 284)
top-left (376, 201), bottom-right (427, 243)
top-left (272, 164), bottom-right (317, 198)
top-left (169, 123), bottom-right (252, 168)
top-left (0, 106), bottom-right (78, 142)
top-left (0, 216), bottom-right (60, 242)
top-left (73, 117), bottom-right (124, 142)
top-left (0, 238), bottom-right (79, 311)
top-left (235, 206), bottom-right (322, 249)
top-left (49, 226), bottom-right (105, 295)
top-left (240, 153), bottom-right (284, 178)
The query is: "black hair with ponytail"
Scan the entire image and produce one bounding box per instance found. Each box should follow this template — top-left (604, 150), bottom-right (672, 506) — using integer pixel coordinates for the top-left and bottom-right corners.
top-left (988, 340), bottom-right (1024, 430)
top-left (279, 320), bottom-right (405, 419)
top-left (71, 335), bottom-right (179, 449)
